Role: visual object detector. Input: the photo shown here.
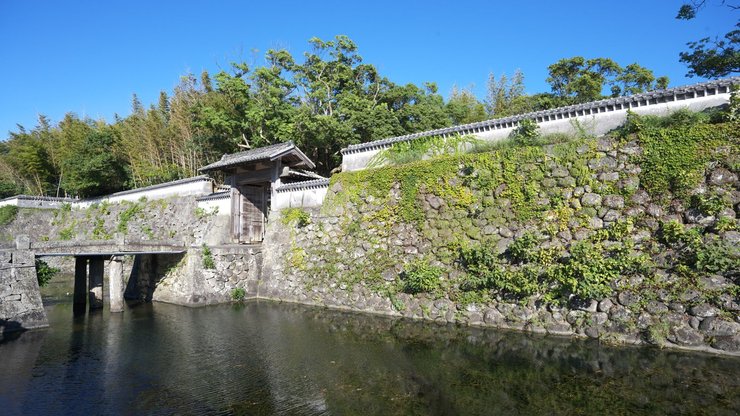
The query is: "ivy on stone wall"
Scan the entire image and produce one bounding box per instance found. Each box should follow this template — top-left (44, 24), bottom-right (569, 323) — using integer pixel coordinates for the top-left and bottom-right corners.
top-left (299, 117), bottom-right (738, 325)
top-left (634, 120), bottom-right (738, 201)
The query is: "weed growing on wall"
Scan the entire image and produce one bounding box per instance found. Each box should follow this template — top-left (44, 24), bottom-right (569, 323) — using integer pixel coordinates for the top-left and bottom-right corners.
top-left (0, 205), bottom-right (18, 226)
top-left (230, 287), bottom-right (246, 301)
top-left (400, 258), bottom-right (443, 294)
top-left (281, 208), bottom-right (311, 227)
top-left (368, 134), bottom-right (481, 167)
top-left (35, 259), bottom-right (59, 287)
top-left (117, 201), bottom-right (145, 233)
top-left (630, 117), bottom-right (738, 201)
top-left (195, 206), bottom-right (219, 219)
top-left (201, 244), bottom-right (215, 269)
top-left (58, 226), bottom-right (74, 240)
top-left (91, 218), bottom-right (112, 240)
top-left (293, 113), bottom-right (738, 326)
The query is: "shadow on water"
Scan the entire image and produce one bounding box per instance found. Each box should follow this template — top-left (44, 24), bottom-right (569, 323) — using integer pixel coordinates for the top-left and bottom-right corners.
top-left (0, 319), bottom-right (27, 344)
top-left (0, 299), bottom-right (738, 415)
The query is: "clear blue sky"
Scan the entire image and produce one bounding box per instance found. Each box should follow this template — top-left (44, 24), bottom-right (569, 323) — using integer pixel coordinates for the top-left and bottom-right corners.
top-left (0, 0), bottom-right (736, 138)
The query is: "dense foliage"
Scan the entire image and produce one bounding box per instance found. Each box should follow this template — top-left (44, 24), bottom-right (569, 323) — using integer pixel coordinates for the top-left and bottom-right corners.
top-left (35, 259), bottom-right (60, 287)
top-left (676, 1), bottom-right (739, 78)
top-left (0, 205), bottom-right (18, 226)
top-left (0, 36), bottom-right (671, 198)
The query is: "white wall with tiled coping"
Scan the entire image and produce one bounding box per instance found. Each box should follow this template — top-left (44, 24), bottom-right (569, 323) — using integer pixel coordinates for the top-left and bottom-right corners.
top-left (0, 176), bottom-right (215, 210)
top-left (341, 78), bottom-right (738, 172)
top-left (196, 191), bottom-right (232, 216)
top-left (271, 179), bottom-right (330, 211)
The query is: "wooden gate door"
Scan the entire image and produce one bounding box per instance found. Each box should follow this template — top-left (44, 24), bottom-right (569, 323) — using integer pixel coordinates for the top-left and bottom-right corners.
top-left (239, 185), bottom-right (266, 243)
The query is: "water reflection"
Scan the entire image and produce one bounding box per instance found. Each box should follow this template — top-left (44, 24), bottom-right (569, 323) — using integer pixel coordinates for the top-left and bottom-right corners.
top-left (0, 300), bottom-right (738, 415)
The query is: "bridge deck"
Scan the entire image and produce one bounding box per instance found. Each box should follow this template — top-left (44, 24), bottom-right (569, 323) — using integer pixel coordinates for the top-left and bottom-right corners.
top-left (36, 250), bottom-right (187, 257)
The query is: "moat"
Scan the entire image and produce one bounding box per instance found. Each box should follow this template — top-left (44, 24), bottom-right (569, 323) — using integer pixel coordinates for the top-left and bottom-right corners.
top-left (1, 292), bottom-right (738, 415)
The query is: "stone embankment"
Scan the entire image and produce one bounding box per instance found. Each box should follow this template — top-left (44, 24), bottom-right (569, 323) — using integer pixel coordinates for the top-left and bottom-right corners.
top-left (0, 238), bottom-right (47, 334)
top-left (261, 121), bottom-right (740, 354)
top-left (0, 195), bottom-right (255, 309)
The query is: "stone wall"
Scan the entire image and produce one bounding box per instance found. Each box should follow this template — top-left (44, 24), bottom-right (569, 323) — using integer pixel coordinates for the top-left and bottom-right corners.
top-left (0, 248), bottom-right (47, 334)
top-left (261, 121), bottom-right (740, 355)
top-left (126, 246), bottom-right (262, 306)
top-left (0, 193), bottom-right (252, 307)
top-left (0, 196), bottom-right (200, 248)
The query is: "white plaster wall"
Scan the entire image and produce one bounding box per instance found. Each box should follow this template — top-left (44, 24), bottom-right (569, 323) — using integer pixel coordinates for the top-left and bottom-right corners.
top-left (0, 197), bottom-right (74, 209)
top-left (272, 187), bottom-right (328, 210)
top-left (341, 148), bottom-right (382, 172)
top-left (0, 198), bottom-right (19, 208)
top-left (197, 196), bottom-right (232, 216)
top-left (75, 180), bottom-right (213, 208)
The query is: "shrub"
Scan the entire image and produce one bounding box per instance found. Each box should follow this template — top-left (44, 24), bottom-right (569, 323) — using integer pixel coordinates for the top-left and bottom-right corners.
top-left (281, 208), bottom-right (311, 227)
top-left (509, 119), bottom-right (540, 145)
top-left (690, 192), bottom-right (728, 216)
top-left (548, 241), bottom-right (647, 300)
top-left (696, 238), bottom-right (740, 274)
top-left (0, 205), bottom-right (19, 226)
top-left (35, 259), bottom-right (59, 287)
top-left (400, 258), bottom-right (442, 294)
top-left (201, 244), bottom-right (215, 269)
top-left (459, 242), bottom-right (501, 291)
top-left (659, 220), bottom-right (688, 245)
top-left (714, 216), bottom-right (737, 232)
top-left (230, 287), bottom-right (246, 301)
top-left (507, 233), bottom-right (540, 263)
top-left (459, 242), bottom-right (540, 298)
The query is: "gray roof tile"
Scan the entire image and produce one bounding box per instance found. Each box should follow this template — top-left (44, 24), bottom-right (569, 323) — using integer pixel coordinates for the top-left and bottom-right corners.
top-left (199, 141), bottom-right (315, 172)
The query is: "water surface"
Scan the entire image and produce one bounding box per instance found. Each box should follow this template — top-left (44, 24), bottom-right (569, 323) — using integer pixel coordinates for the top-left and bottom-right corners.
top-left (1, 298), bottom-right (738, 415)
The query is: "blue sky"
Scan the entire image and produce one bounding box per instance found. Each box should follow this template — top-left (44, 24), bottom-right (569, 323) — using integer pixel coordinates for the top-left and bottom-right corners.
top-left (0, 0), bottom-right (736, 137)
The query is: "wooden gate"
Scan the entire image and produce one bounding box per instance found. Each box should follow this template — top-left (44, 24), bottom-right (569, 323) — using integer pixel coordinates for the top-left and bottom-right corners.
top-left (238, 185), bottom-right (266, 243)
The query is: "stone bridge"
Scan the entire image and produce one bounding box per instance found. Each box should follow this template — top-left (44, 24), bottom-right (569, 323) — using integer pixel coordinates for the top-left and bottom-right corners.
top-left (1, 235), bottom-right (187, 335)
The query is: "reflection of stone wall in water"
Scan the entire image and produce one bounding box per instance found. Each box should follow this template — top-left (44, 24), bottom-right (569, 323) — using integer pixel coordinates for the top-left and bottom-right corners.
top-left (249, 301), bottom-right (740, 415)
top-left (260, 126), bottom-right (740, 355)
top-left (0, 330), bottom-right (46, 414)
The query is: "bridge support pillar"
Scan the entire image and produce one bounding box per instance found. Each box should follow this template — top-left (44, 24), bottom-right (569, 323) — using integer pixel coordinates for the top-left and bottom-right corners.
top-left (73, 257), bottom-right (88, 308)
top-left (109, 256), bottom-right (124, 313)
top-left (88, 258), bottom-right (104, 310)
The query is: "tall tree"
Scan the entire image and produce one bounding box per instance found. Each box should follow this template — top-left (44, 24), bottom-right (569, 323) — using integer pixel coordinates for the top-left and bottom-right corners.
top-left (546, 57), bottom-right (622, 103)
top-left (486, 70), bottom-right (527, 117)
top-left (677, 1), bottom-right (739, 78)
top-left (446, 85), bottom-right (487, 124)
top-left (614, 63), bottom-right (670, 96)
top-left (62, 126), bottom-right (128, 197)
top-left (546, 57), bottom-right (668, 103)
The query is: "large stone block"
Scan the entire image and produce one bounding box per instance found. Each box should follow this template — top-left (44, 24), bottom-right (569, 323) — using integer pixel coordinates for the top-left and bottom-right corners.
top-left (12, 251), bottom-right (34, 267)
top-left (0, 264), bottom-right (48, 332)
